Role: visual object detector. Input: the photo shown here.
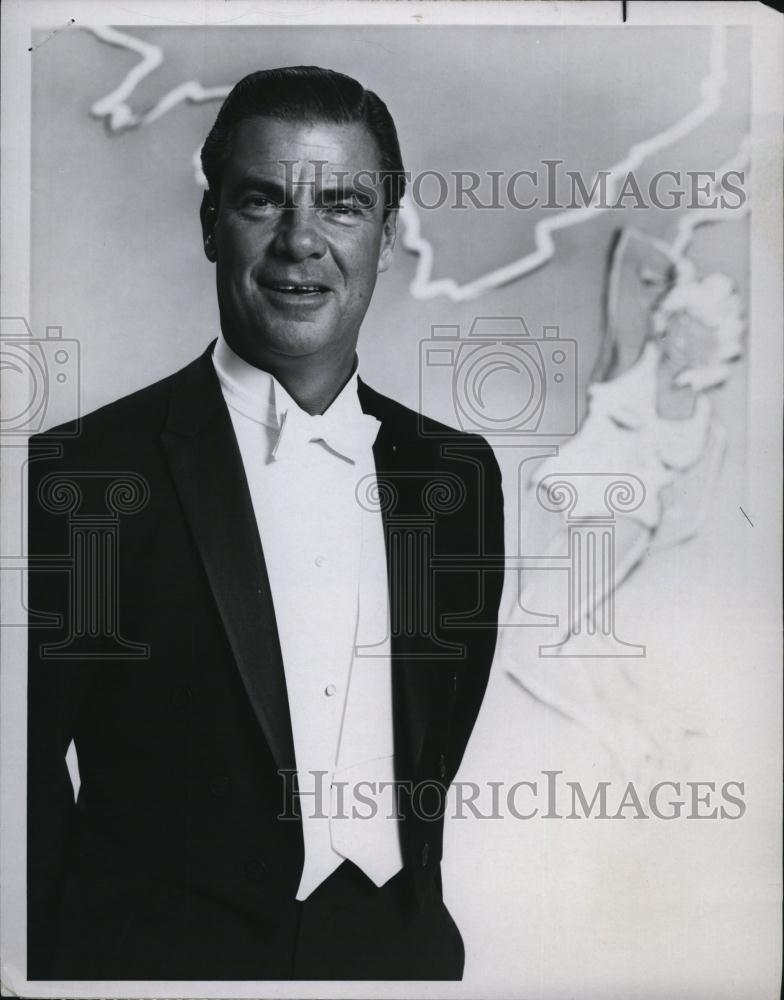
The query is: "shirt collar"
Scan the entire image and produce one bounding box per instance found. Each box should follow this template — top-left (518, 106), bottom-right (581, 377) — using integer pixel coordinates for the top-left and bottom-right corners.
top-left (212, 333), bottom-right (360, 426)
top-left (212, 334), bottom-right (378, 462)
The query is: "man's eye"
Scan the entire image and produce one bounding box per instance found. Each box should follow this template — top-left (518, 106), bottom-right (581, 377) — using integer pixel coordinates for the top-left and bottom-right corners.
top-left (322, 203), bottom-right (362, 217)
top-left (243, 196), bottom-right (279, 210)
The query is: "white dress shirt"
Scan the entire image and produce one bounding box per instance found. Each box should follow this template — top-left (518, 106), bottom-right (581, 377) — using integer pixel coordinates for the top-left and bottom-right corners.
top-left (212, 335), bottom-right (403, 900)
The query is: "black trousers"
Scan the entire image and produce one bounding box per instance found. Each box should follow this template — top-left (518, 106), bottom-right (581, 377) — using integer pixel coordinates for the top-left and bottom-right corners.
top-left (44, 859), bottom-right (464, 981)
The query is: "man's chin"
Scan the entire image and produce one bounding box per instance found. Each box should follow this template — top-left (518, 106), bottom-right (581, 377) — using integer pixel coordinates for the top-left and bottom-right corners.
top-left (230, 319), bottom-right (339, 364)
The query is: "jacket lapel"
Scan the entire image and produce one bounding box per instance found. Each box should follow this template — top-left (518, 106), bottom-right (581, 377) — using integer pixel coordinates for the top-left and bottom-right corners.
top-left (160, 346), bottom-right (297, 776)
top-left (358, 378), bottom-right (432, 782)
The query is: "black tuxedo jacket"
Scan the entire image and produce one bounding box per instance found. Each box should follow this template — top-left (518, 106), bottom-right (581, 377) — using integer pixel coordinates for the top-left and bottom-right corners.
top-left (27, 343), bottom-right (504, 980)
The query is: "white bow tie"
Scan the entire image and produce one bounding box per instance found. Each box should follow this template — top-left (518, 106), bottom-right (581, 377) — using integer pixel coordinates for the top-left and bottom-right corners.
top-left (272, 406), bottom-right (381, 464)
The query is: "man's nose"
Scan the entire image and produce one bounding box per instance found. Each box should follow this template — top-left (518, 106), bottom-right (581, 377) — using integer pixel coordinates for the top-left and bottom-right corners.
top-left (272, 205), bottom-right (327, 261)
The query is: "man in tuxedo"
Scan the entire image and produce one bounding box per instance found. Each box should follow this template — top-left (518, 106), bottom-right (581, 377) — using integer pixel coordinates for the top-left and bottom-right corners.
top-left (27, 66), bottom-right (504, 981)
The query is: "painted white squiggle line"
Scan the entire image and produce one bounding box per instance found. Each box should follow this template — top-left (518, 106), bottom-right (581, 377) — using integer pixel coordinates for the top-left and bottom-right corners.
top-left (86, 25), bottom-right (229, 131)
top-left (670, 134), bottom-right (750, 262)
top-left (84, 23), bottom-right (739, 301)
top-left (400, 26), bottom-right (729, 302)
top-left (602, 136), bottom-right (750, 379)
top-left (87, 26), bottom-right (162, 129)
top-left (615, 136), bottom-right (751, 286)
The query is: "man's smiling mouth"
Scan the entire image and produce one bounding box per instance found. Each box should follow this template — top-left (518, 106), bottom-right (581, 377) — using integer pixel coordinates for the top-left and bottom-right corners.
top-left (263, 281), bottom-right (330, 295)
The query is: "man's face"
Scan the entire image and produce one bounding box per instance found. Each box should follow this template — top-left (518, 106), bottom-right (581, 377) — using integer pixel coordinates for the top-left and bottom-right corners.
top-left (202, 116), bottom-right (397, 370)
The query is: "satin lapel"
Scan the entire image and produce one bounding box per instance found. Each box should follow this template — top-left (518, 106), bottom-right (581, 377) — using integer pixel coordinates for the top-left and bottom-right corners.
top-left (160, 348), bottom-right (296, 776)
top-left (358, 379), bottom-right (431, 781)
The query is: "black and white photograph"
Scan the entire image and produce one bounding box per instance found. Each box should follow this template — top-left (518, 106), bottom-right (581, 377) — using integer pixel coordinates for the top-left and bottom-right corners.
top-left (1, 1), bottom-right (781, 997)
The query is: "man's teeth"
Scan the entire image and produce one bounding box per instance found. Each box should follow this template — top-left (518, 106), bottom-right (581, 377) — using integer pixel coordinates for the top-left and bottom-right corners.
top-left (275, 284), bottom-right (323, 293)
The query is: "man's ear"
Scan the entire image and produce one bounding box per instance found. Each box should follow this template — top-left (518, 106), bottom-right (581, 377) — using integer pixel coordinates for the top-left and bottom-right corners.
top-left (377, 209), bottom-right (398, 274)
top-left (200, 191), bottom-right (218, 263)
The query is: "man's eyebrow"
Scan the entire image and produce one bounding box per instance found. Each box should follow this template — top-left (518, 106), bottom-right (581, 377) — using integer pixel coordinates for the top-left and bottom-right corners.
top-left (316, 182), bottom-right (376, 205)
top-left (230, 174), bottom-right (287, 198)
top-left (228, 172), bottom-right (378, 205)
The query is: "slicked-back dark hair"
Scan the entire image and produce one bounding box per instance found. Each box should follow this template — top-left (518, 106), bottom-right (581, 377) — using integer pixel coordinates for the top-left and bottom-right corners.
top-left (201, 65), bottom-right (406, 214)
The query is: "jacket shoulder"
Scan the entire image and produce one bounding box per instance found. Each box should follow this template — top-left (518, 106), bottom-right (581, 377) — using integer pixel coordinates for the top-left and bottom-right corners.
top-left (358, 379), bottom-right (500, 470)
top-left (28, 355), bottom-right (203, 458)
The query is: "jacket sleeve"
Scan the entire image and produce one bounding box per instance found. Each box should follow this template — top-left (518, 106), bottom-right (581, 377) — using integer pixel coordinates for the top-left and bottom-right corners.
top-left (447, 439), bottom-right (505, 780)
top-left (27, 435), bottom-right (96, 978)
